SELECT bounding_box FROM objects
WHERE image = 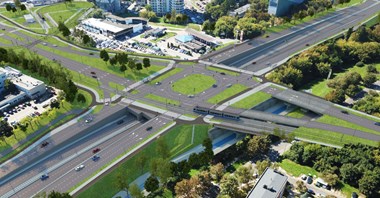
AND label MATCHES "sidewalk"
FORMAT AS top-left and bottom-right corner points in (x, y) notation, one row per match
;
(112, 131), (244, 198)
